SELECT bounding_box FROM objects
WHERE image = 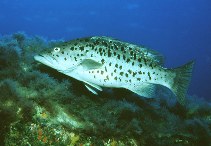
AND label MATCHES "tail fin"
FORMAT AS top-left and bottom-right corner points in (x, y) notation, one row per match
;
(171, 61), (194, 105)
